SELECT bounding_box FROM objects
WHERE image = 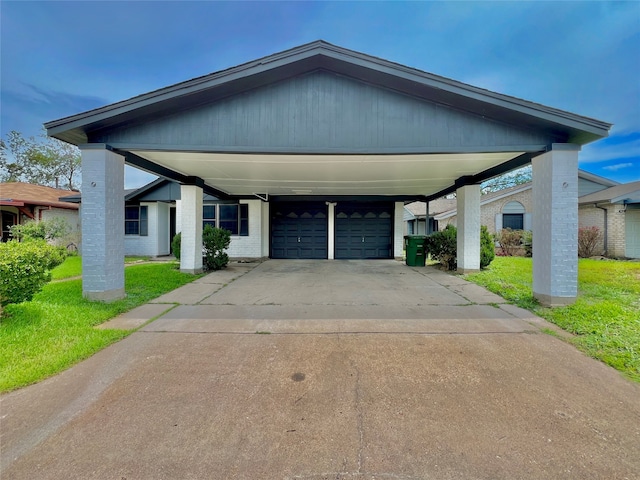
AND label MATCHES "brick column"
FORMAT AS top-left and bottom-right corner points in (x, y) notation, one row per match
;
(394, 201), (405, 260)
(457, 184), (481, 273)
(180, 184), (203, 274)
(80, 145), (125, 301)
(532, 144), (580, 306)
(327, 202), (336, 259)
